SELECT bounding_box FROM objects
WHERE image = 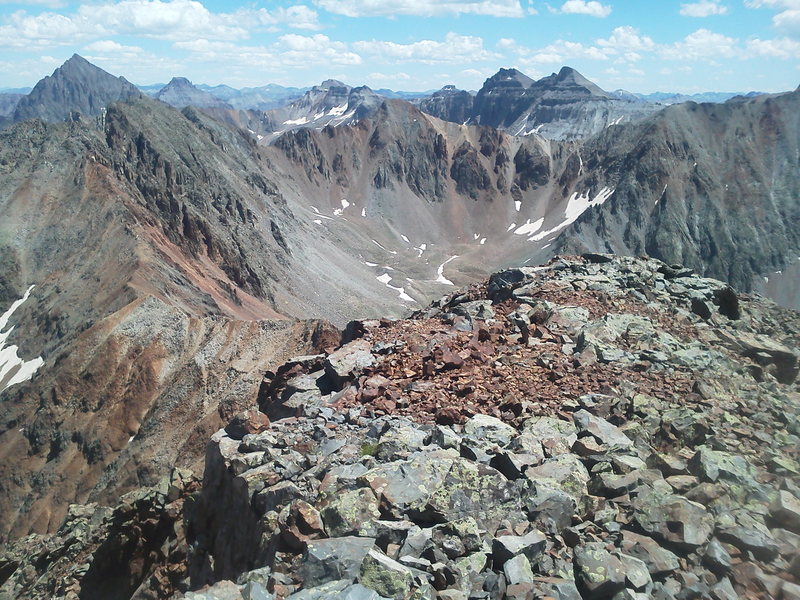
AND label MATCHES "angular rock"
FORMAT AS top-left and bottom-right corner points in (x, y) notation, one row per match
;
(491, 530), (547, 567)
(300, 537), (377, 587)
(225, 409), (271, 440)
(320, 488), (382, 537)
(573, 410), (633, 450)
(525, 453), (590, 502)
(359, 550), (428, 600)
(574, 542), (626, 597)
(620, 530), (680, 576)
(463, 414), (517, 448)
(503, 554), (534, 586)
(632, 486), (714, 548)
(326, 340), (377, 387)
(770, 490), (800, 533)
